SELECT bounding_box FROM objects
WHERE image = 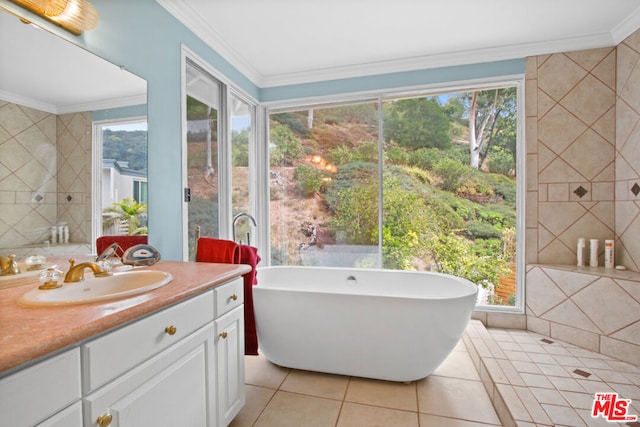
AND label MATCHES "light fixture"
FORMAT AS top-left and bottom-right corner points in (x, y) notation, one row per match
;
(8, 0), (98, 35)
